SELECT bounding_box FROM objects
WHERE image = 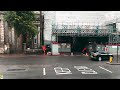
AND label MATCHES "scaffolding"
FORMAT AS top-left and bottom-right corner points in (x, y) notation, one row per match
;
(51, 23), (120, 47)
(52, 24), (111, 37)
(109, 29), (120, 45)
(51, 23), (120, 55)
(52, 23), (111, 42)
